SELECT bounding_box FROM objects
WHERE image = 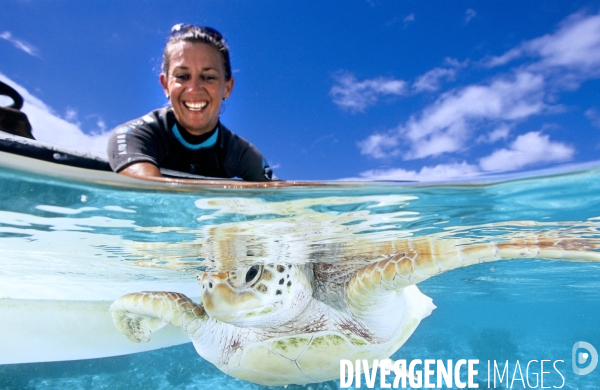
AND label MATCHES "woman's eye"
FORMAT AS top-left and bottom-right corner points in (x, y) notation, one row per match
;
(202, 75), (217, 82)
(245, 265), (260, 283)
(174, 74), (189, 81)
